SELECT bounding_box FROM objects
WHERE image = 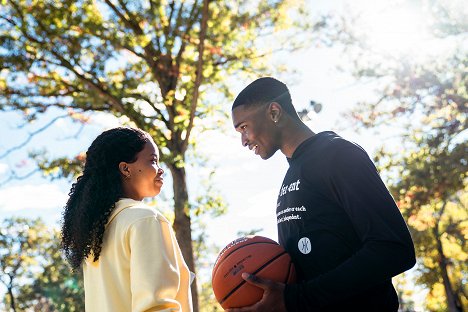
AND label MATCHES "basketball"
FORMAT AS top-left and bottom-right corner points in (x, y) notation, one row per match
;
(211, 235), (296, 309)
